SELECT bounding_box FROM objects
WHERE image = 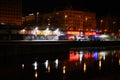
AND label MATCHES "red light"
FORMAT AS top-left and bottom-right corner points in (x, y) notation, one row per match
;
(69, 51), (80, 61)
(84, 54), (94, 59)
